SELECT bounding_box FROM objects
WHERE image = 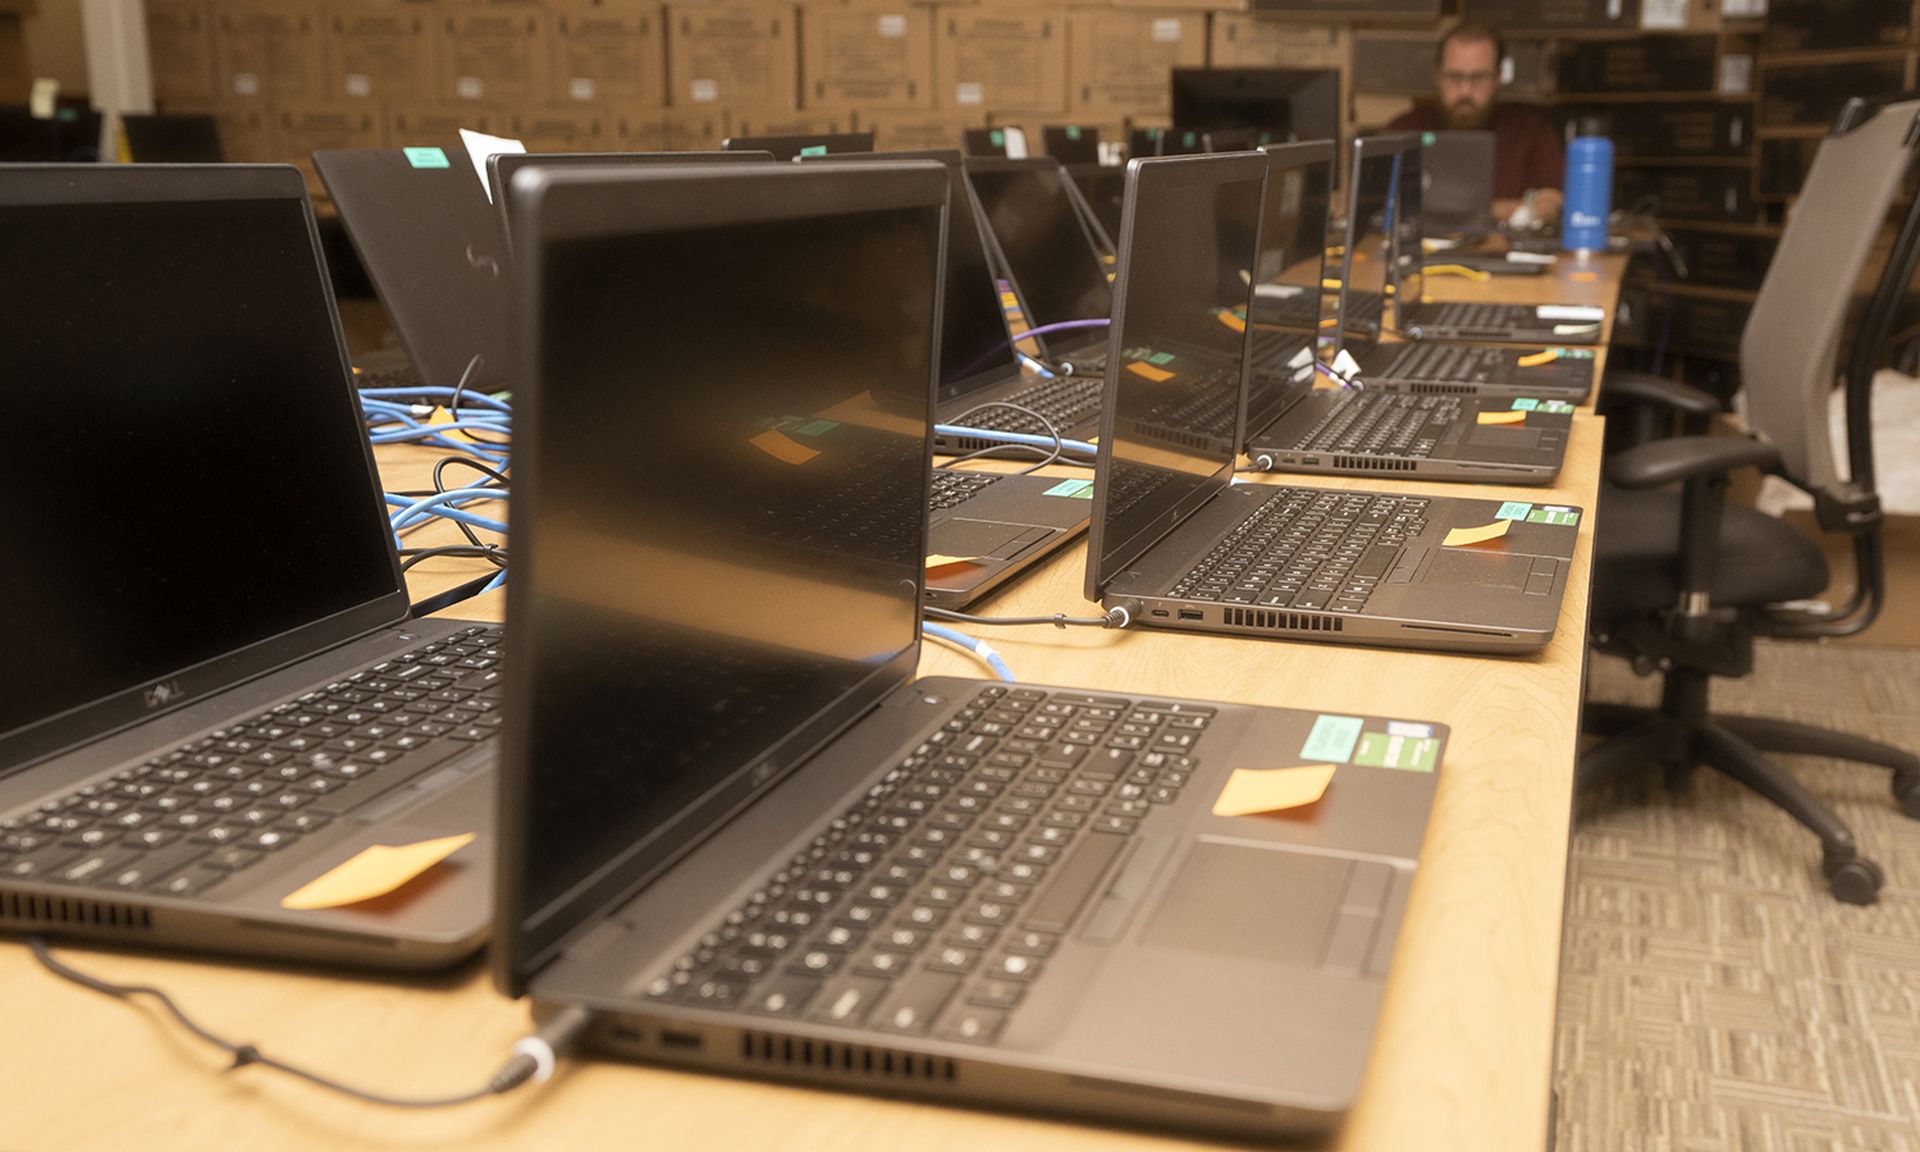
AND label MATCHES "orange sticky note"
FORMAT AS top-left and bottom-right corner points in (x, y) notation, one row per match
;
(280, 833), (475, 911)
(1477, 410), (1528, 425)
(1442, 519), (1512, 547)
(750, 428), (819, 465)
(1571, 271), (1598, 282)
(1321, 277), (1343, 290)
(1127, 361), (1175, 382)
(1217, 310), (1247, 333)
(1212, 765), (1337, 817)
(926, 554), (984, 575)
(1516, 349), (1561, 368)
